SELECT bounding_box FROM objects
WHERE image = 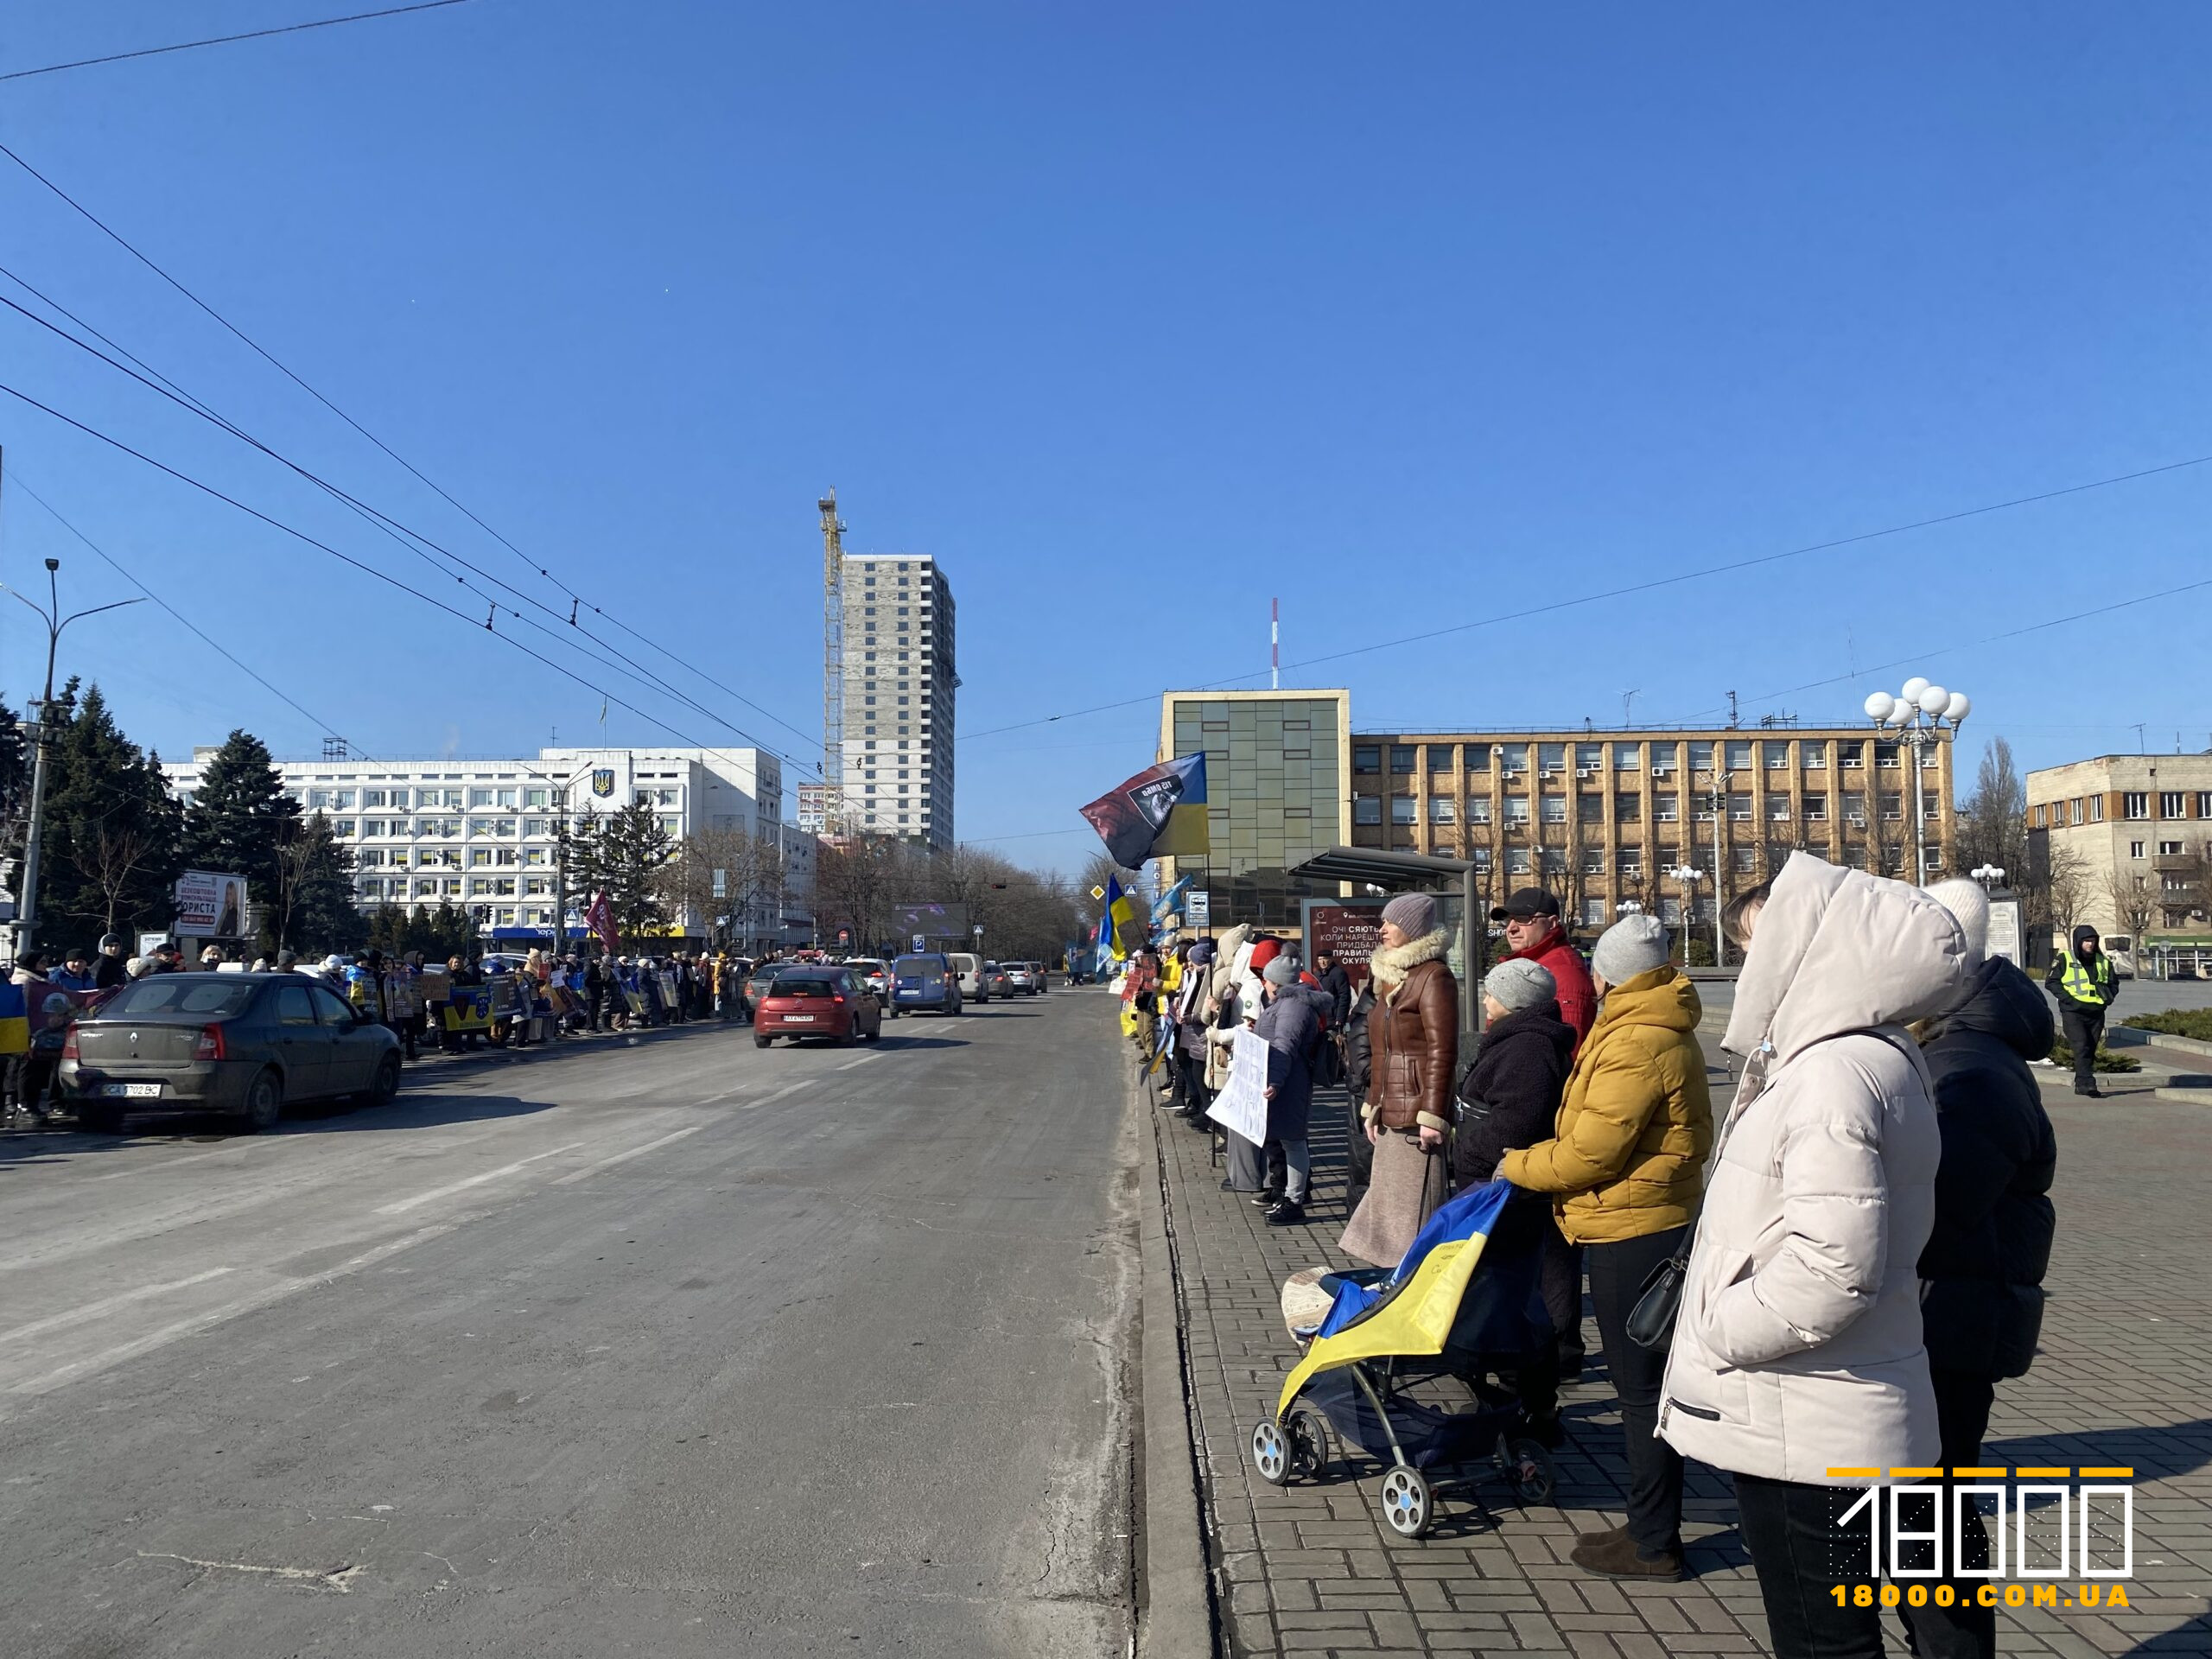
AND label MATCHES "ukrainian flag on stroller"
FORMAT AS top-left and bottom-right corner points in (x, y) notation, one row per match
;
(1253, 1179), (1558, 1538)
